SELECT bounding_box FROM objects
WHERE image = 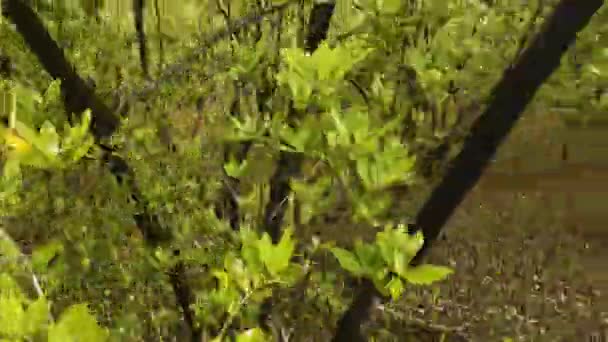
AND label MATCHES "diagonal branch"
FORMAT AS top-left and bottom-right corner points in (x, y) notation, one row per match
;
(331, 1), (605, 341)
(1, 0), (198, 337)
(1, 0), (118, 139)
(411, 0), (604, 264)
(2, 0), (172, 244)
